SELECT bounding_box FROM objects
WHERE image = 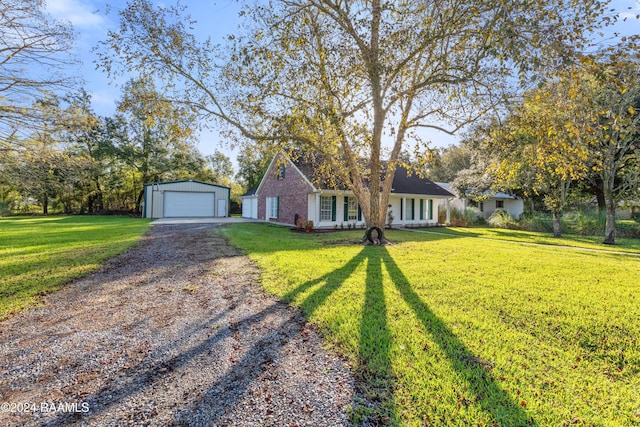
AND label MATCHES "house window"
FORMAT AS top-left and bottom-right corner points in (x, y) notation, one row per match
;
(348, 197), (358, 221)
(496, 200), (504, 209)
(278, 163), (285, 180)
(268, 196), (279, 219)
(320, 196), (336, 221)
